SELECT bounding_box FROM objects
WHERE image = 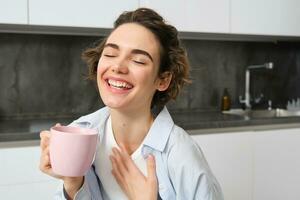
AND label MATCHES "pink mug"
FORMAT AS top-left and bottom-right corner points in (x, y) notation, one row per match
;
(49, 126), (98, 177)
